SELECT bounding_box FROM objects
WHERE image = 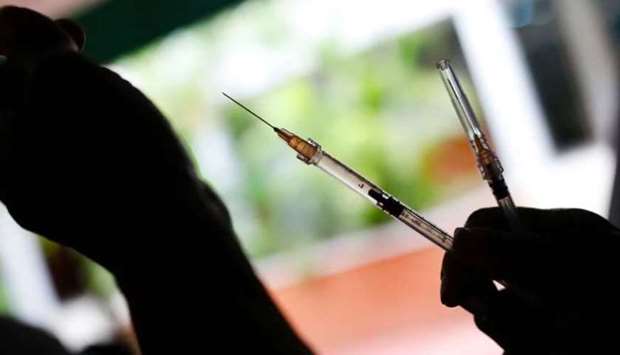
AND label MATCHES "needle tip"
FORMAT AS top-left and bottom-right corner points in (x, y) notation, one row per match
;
(220, 92), (276, 129)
